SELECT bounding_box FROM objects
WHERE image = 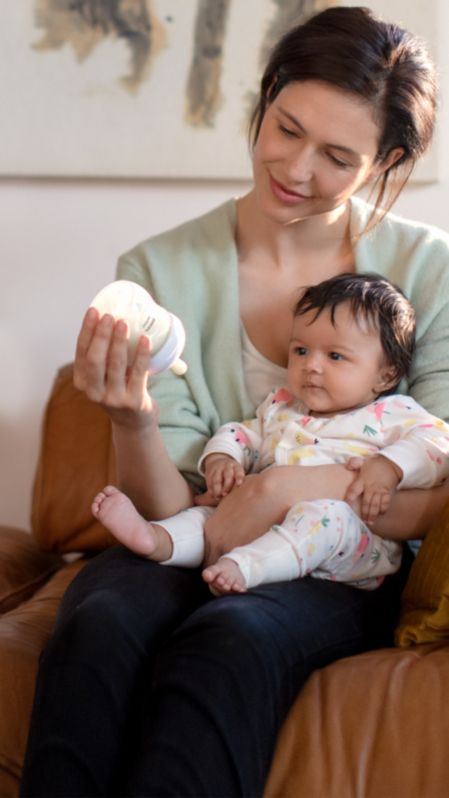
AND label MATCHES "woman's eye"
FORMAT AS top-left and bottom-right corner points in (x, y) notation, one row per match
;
(279, 124), (297, 138)
(328, 153), (351, 169)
